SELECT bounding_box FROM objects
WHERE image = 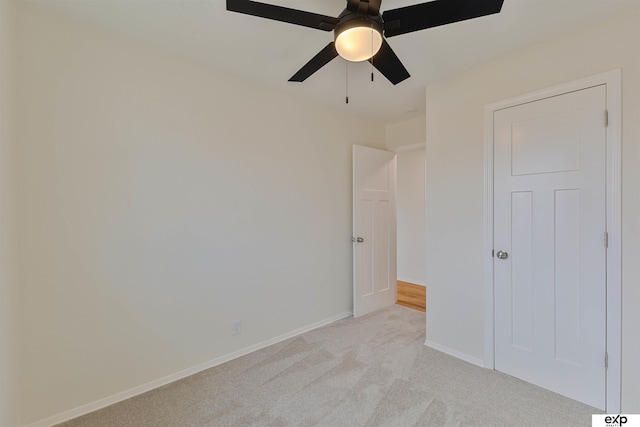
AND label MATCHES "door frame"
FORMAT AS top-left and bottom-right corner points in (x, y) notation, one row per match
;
(482, 69), (622, 412)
